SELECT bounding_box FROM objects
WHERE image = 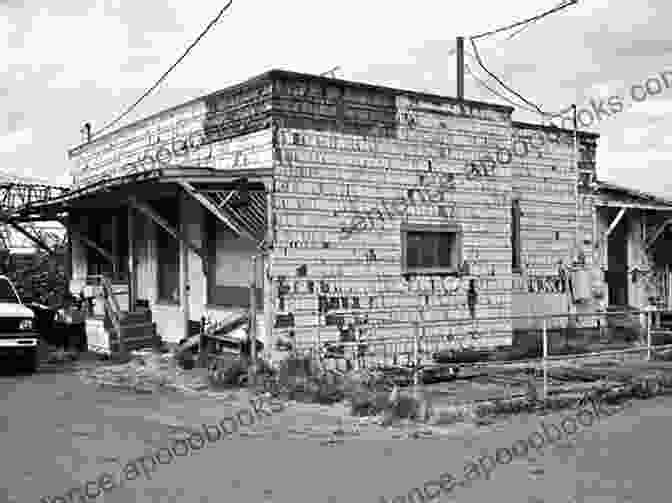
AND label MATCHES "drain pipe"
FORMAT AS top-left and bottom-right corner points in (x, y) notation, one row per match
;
(248, 255), (258, 389)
